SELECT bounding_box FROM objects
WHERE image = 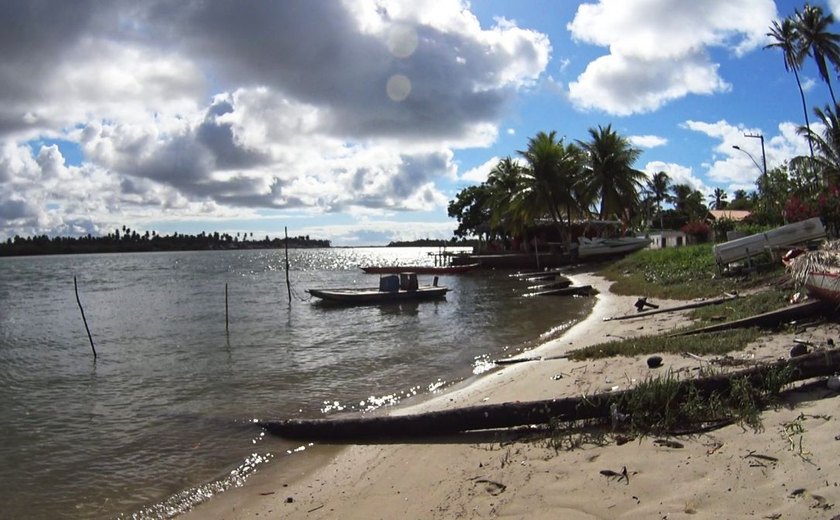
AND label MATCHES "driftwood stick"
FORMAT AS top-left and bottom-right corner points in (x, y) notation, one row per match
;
(225, 283), (229, 333)
(284, 226), (292, 305)
(73, 276), (97, 359)
(671, 300), (829, 337)
(604, 295), (737, 321)
(261, 348), (840, 441)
